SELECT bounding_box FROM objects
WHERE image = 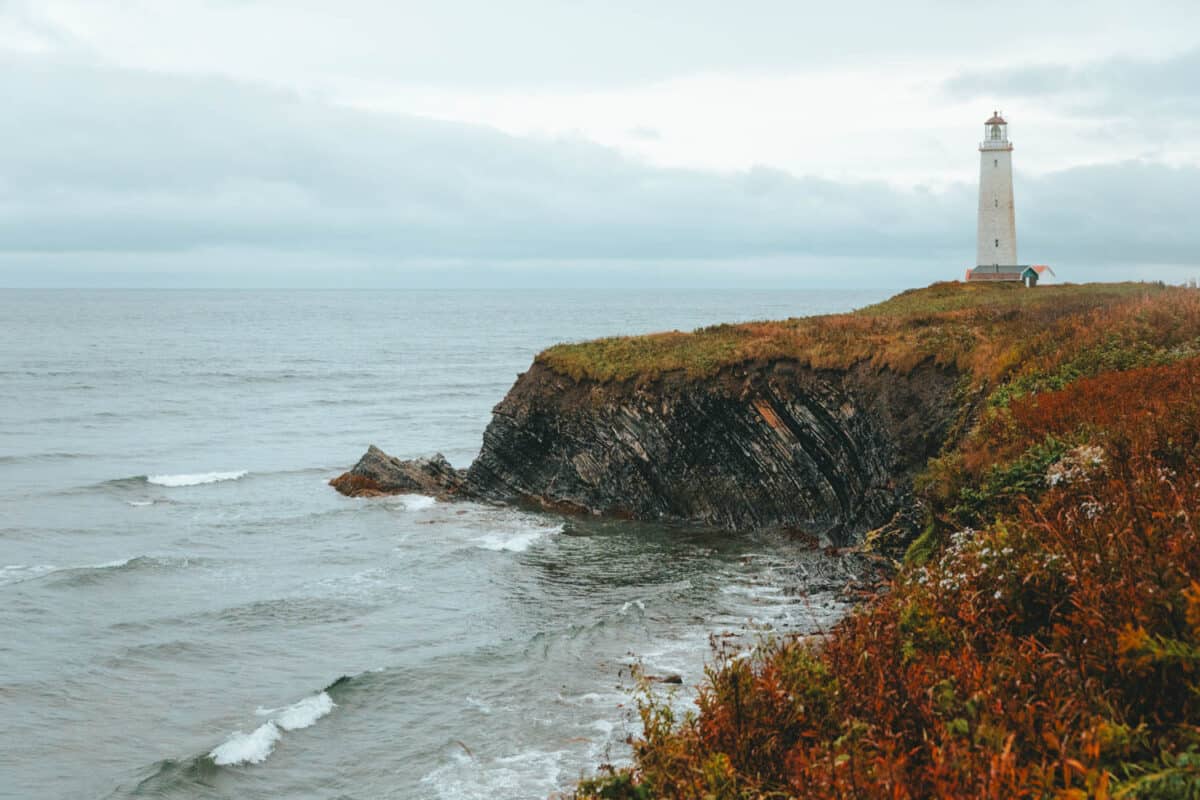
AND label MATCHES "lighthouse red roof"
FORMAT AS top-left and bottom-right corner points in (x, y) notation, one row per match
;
(986, 111), (1007, 125)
